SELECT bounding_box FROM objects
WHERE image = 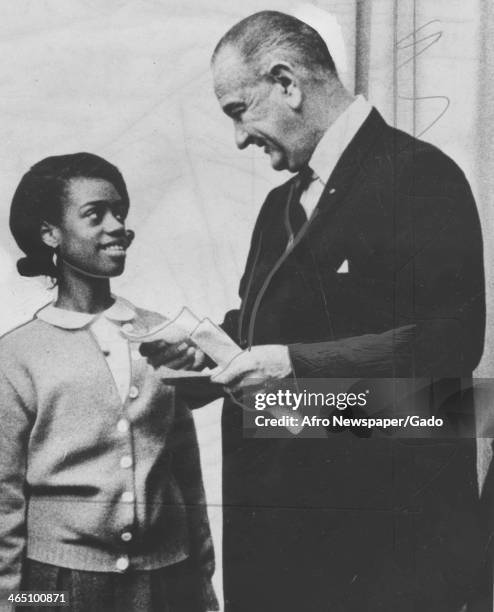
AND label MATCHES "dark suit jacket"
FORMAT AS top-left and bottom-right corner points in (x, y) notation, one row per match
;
(220, 110), (487, 612)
